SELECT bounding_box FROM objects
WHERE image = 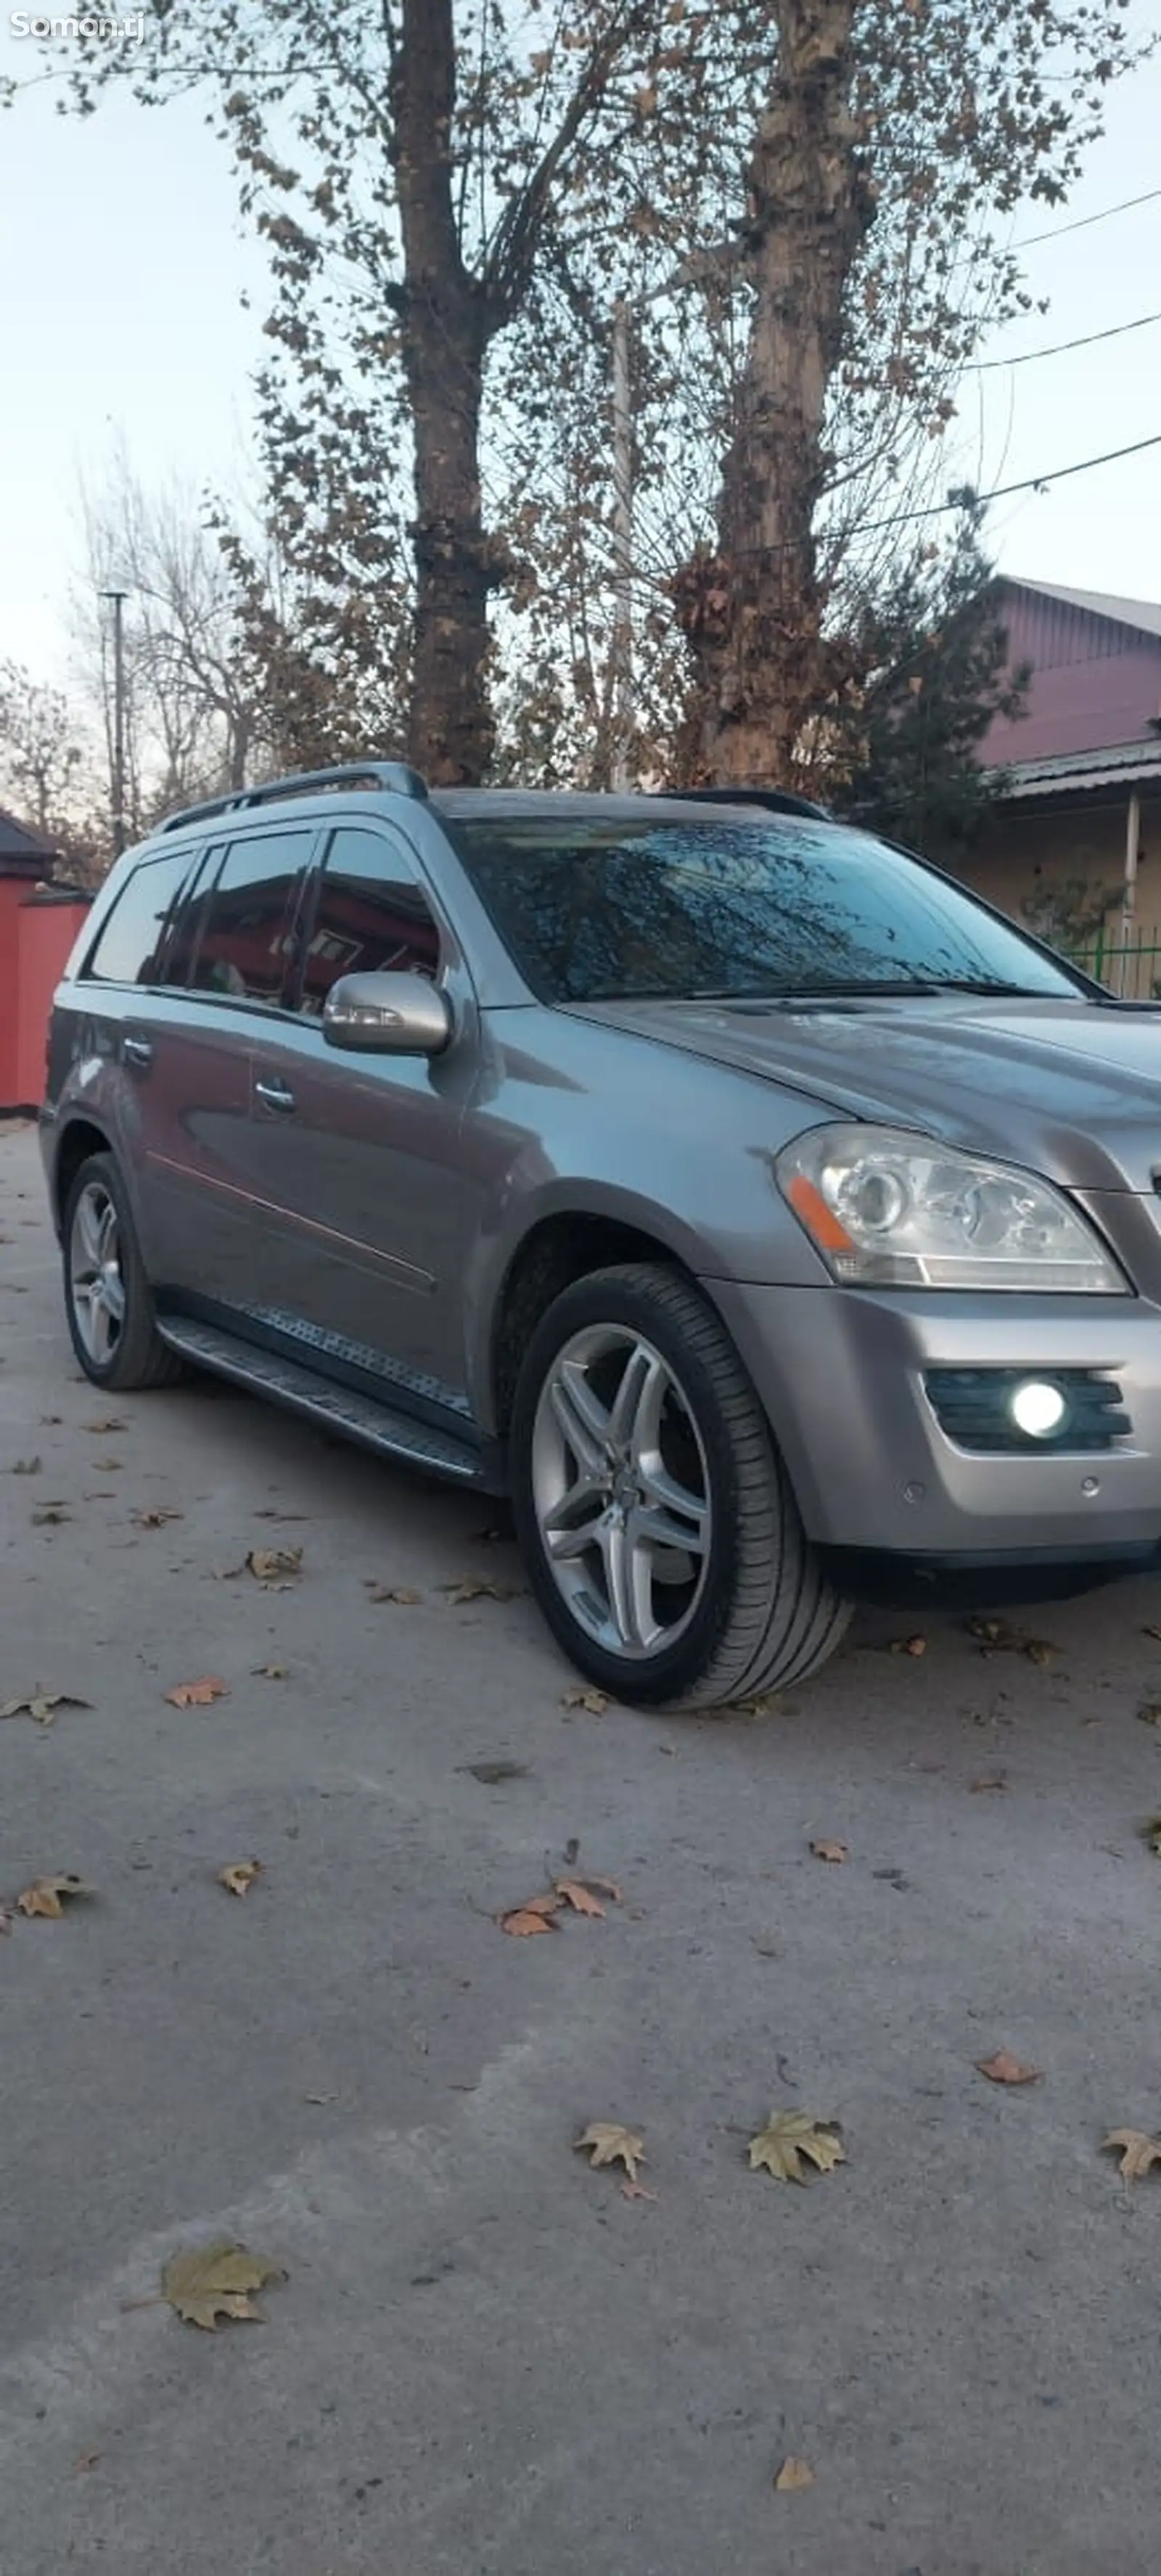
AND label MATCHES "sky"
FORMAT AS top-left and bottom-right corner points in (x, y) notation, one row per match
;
(0, 12), (1159, 691)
